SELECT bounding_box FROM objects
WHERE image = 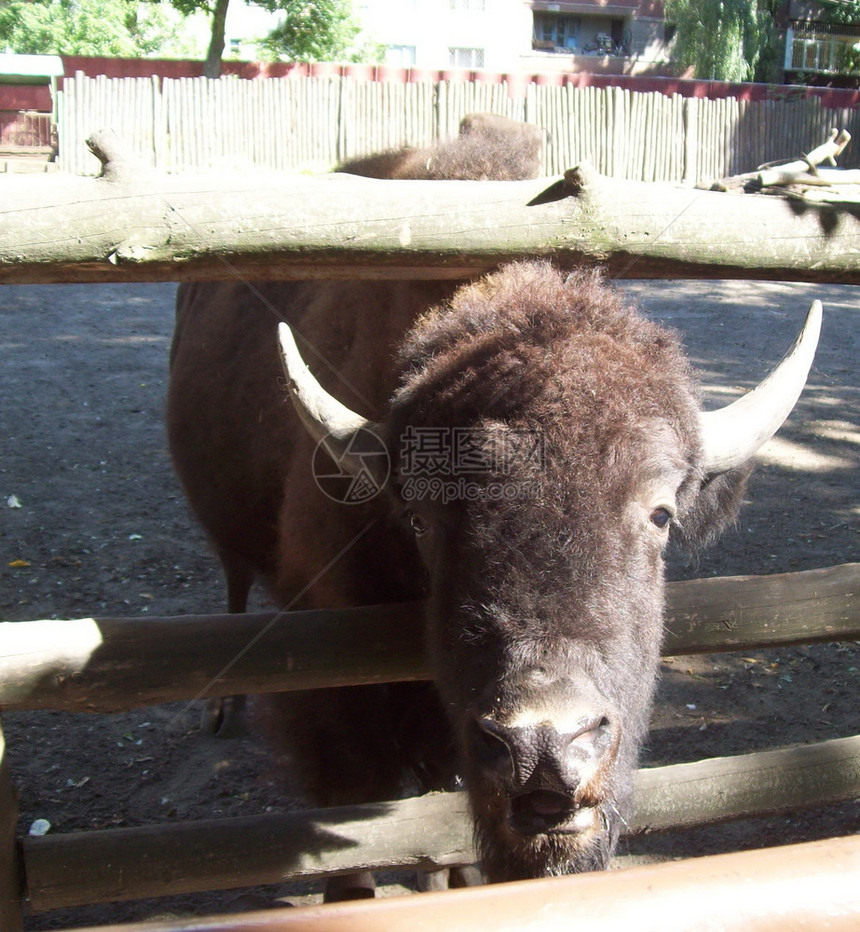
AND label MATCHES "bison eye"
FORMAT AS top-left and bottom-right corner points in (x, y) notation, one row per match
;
(408, 512), (429, 537)
(649, 507), (673, 530)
